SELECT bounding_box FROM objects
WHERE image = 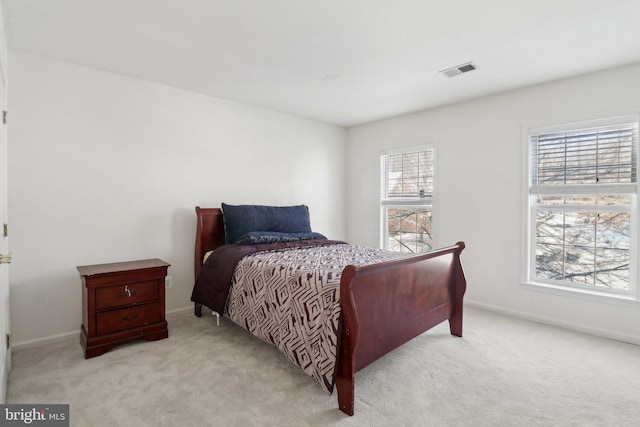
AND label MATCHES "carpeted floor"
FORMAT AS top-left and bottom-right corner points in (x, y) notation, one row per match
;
(7, 306), (640, 426)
